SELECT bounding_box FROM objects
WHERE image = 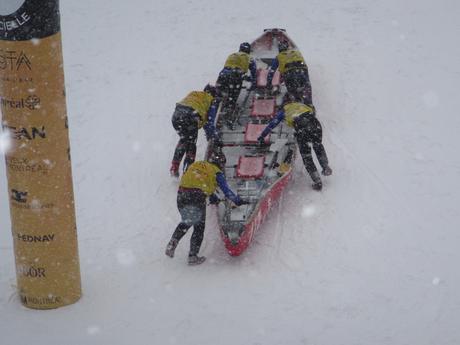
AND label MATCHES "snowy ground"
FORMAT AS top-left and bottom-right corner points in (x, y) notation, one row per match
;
(1, 0), (460, 344)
